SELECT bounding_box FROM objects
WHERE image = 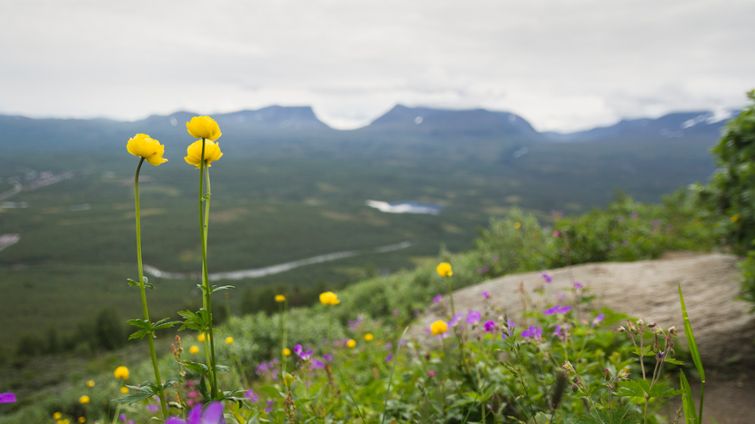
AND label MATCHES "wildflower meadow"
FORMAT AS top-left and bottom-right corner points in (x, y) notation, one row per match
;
(10, 106), (751, 424)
